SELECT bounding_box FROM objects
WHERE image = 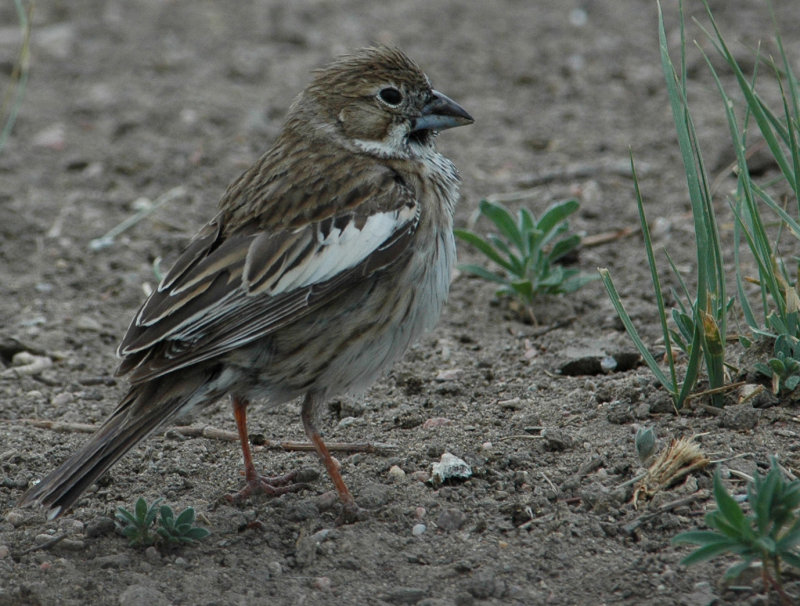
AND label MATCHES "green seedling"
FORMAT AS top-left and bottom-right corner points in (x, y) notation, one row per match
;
(454, 198), (594, 322)
(115, 497), (209, 547)
(156, 503), (211, 544)
(755, 332), (800, 395)
(673, 459), (800, 605)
